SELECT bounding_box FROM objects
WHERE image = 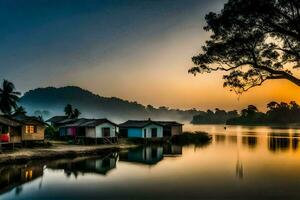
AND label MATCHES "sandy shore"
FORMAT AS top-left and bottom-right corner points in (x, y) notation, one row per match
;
(0, 140), (138, 165)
